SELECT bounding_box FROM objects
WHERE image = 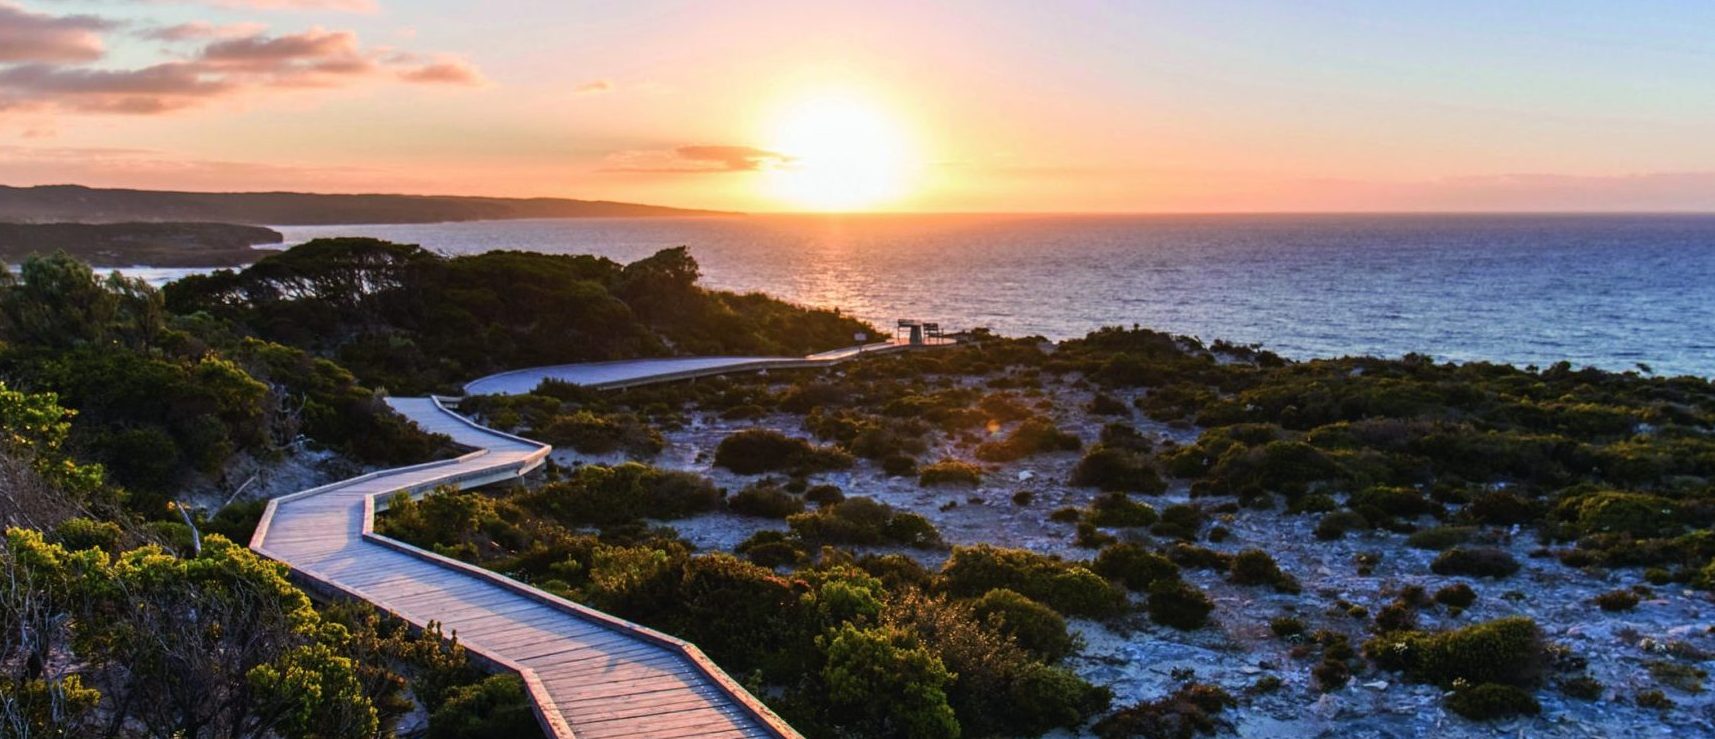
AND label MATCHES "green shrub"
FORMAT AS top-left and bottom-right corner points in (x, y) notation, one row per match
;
(52, 517), (123, 552)
(714, 428), (852, 475)
(881, 454), (918, 476)
(1270, 616), (1306, 639)
(1314, 510), (1370, 541)
(1433, 583), (1478, 609)
(940, 545), (1127, 619)
(735, 530), (805, 568)
(1069, 445), (1166, 493)
(426, 675), (543, 739)
(806, 484), (846, 506)
(820, 624), (959, 738)
(532, 462), (721, 525)
(975, 418), (1081, 462)
(728, 480), (805, 518)
(1348, 486), (1439, 521)
(1166, 543), (1232, 571)
(1093, 542), (1181, 591)
(533, 410), (663, 456)
(1229, 549), (1300, 593)
(1407, 526), (1476, 551)
(1049, 507), (1082, 523)
(1147, 579), (1214, 630)
(1093, 683), (1233, 739)
(1364, 616), (1544, 688)
(1569, 491), (1679, 538)
(1447, 683), (1540, 721)
(1594, 589), (1640, 612)
(1636, 689), (1673, 709)
(918, 459), (983, 487)
(1087, 493), (1159, 528)
(972, 589), (1078, 663)
(1559, 674), (1603, 700)
(1467, 491), (1537, 526)
(1313, 658), (1351, 692)
(1431, 547), (1520, 578)
(788, 497), (944, 549)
